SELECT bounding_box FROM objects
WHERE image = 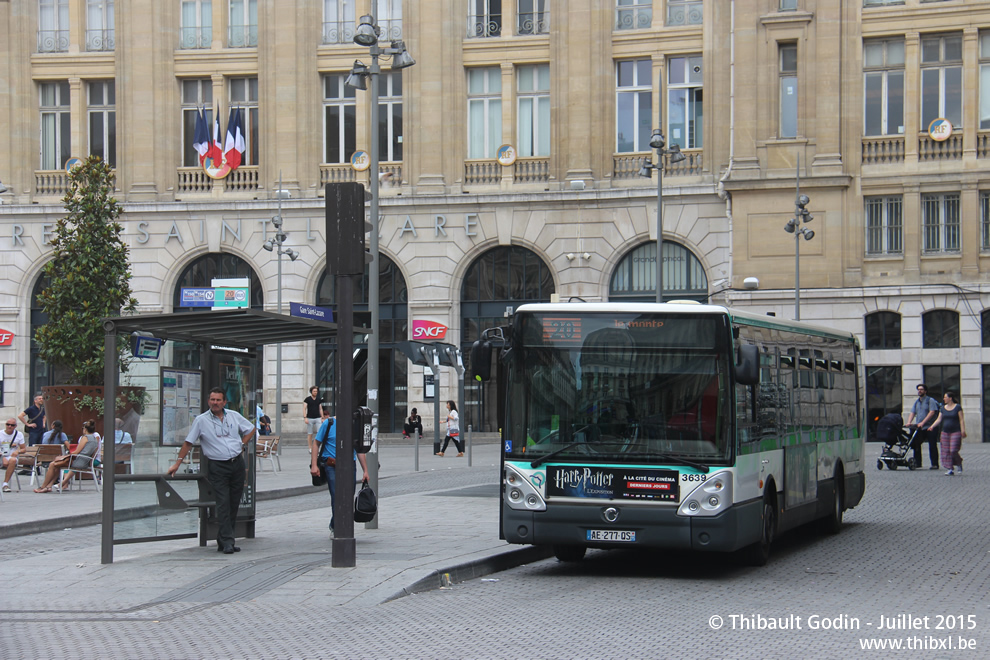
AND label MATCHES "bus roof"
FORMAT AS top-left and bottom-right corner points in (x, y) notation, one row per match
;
(514, 302), (858, 344)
